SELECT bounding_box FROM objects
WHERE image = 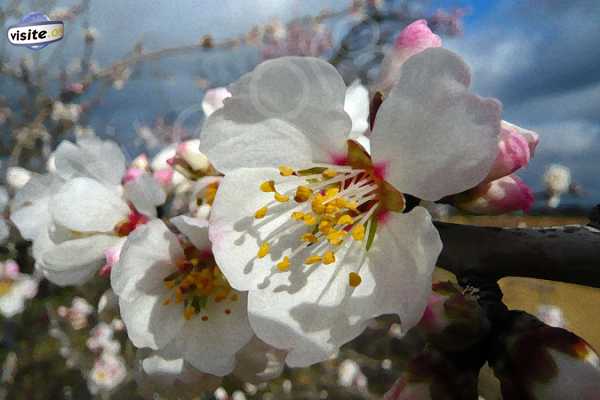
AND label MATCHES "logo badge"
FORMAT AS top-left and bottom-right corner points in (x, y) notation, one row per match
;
(7, 12), (64, 50)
